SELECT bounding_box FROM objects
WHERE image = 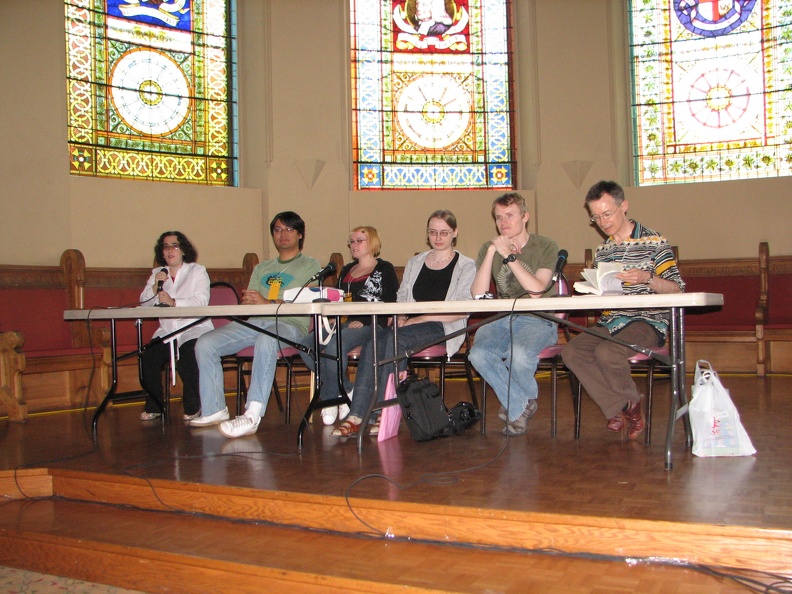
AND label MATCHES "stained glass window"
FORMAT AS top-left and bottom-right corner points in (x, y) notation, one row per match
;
(351, 0), (516, 190)
(630, 0), (792, 185)
(65, 0), (237, 185)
